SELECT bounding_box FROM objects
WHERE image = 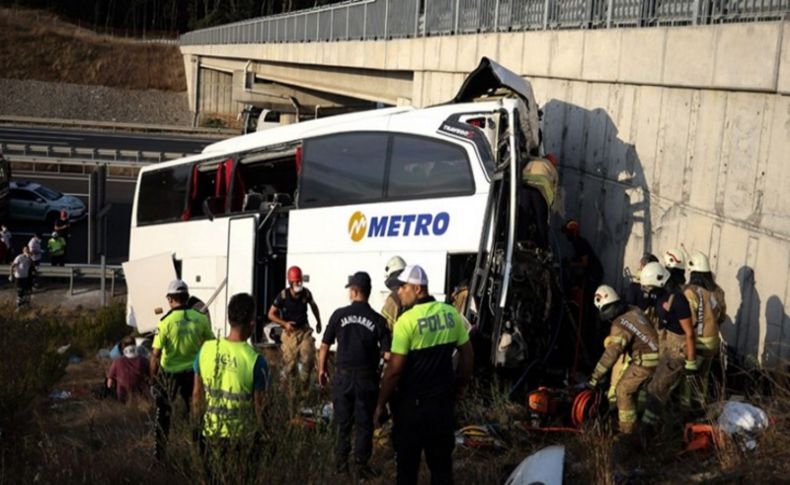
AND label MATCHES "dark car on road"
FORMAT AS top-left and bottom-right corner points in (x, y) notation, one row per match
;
(9, 181), (85, 223)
